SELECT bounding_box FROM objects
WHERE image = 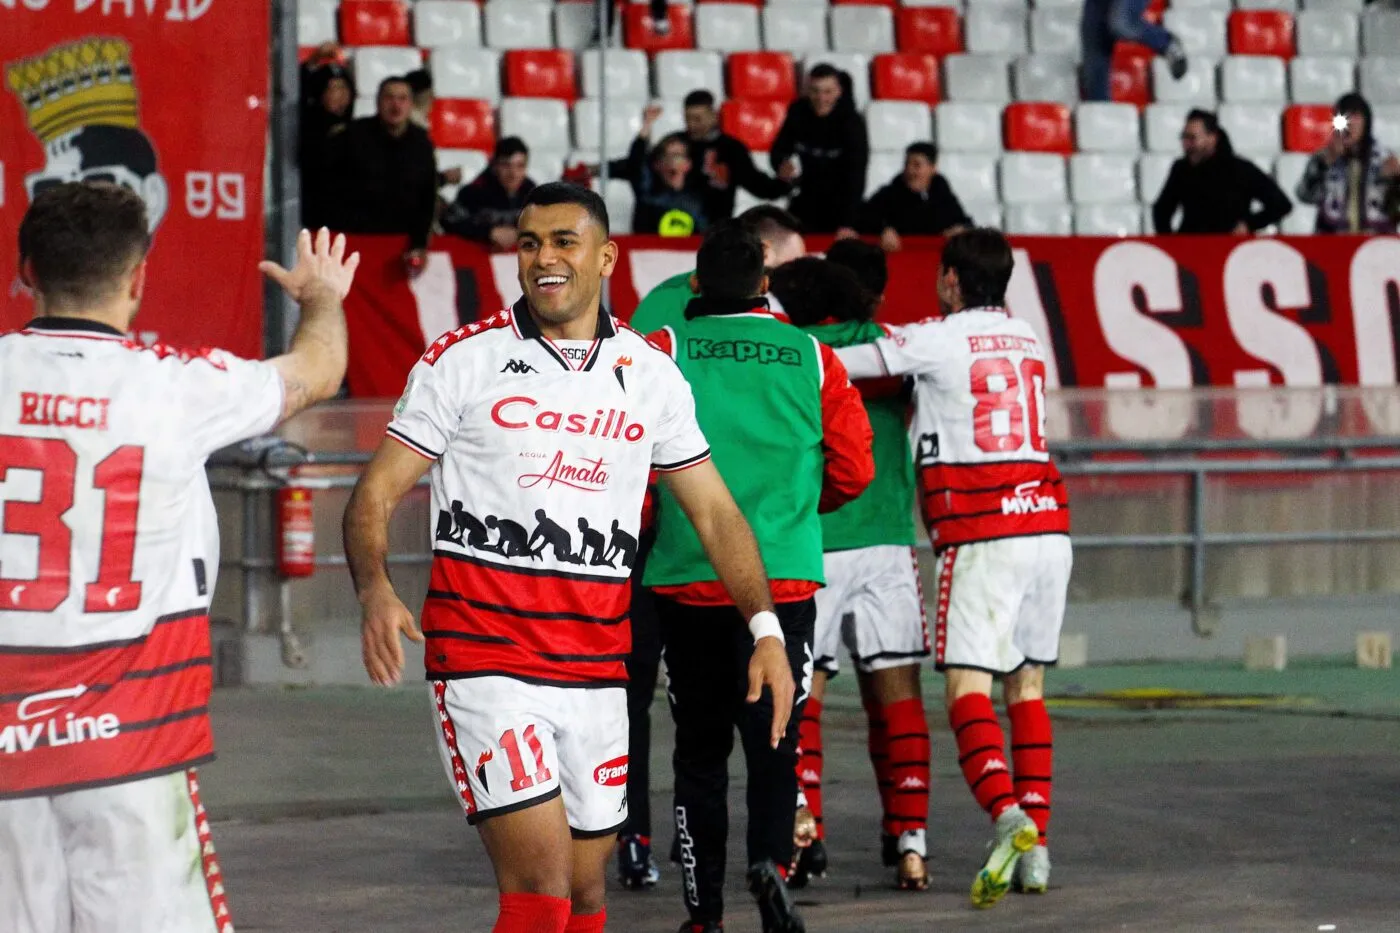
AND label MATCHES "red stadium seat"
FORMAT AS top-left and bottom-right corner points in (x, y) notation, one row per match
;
(721, 99), (788, 151)
(1004, 102), (1073, 154)
(896, 8), (963, 56)
(1284, 104), (1333, 152)
(872, 53), (941, 103)
(1228, 11), (1295, 57)
(727, 52), (796, 101)
(1111, 44), (1152, 107)
(504, 50), (577, 101)
(625, 3), (695, 51)
(339, 0), (411, 47)
(431, 99), (496, 151)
